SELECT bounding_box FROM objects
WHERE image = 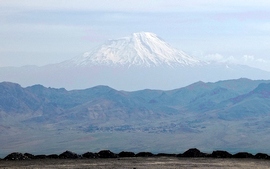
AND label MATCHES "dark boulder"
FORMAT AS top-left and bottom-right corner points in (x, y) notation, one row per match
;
(97, 150), (117, 158)
(34, 155), (47, 159)
(176, 153), (183, 157)
(233, 152), (254, 158)
(135, 152), (154, 157)
(255, 153), (269, 159)
(24, 153), (35, 159)
(82, 152), (97, 158)
(155, 153), (176, 157)
(181, 148), (206, 157)
(59, 151), (79, 159)
(211, 150), (232, 158)
(118, 151), (135, 157)
(47, 154), (59, 159)
(4, 152), (29, 160)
